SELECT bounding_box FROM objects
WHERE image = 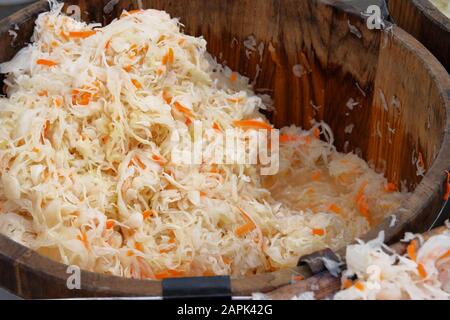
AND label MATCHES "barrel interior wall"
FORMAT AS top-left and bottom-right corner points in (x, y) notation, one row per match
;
(62, 0), (441, 188)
